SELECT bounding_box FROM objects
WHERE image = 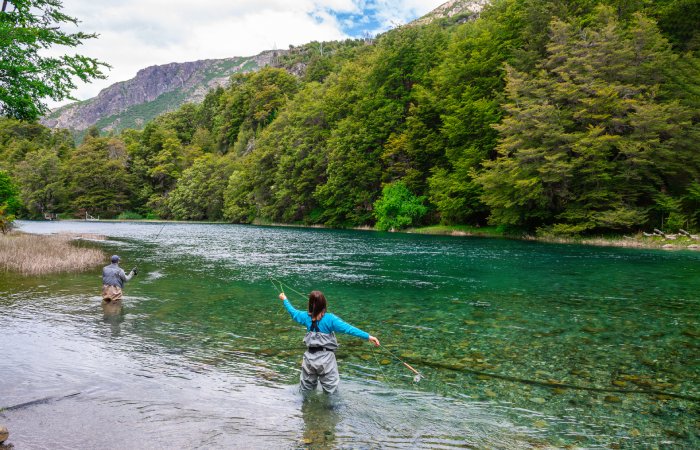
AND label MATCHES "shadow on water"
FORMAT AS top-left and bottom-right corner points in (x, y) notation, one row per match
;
(102, 299), (124, 337)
